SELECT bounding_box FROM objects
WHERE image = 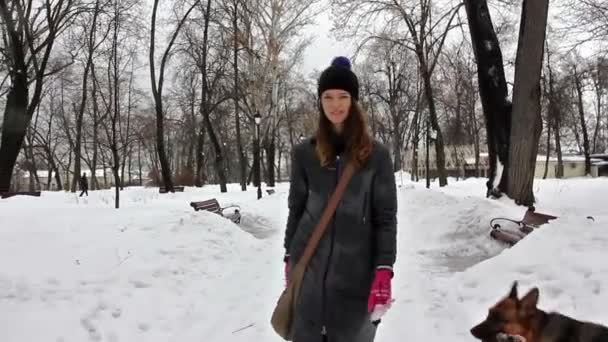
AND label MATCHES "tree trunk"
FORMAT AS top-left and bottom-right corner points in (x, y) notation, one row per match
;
(419, 56), (447, 187)
(72, 0), (100, 194)
(0, 0), (60, 193)
(265, 131), (276, 187)
(411, 108), (420, 182)
(233, 0), (247, 191)
(0, 67), (29, 193)
(195, 125), (206, 187)
(199, 0), (226, 192)
(150, 0), (173, 193)
(392, 114), (402, 172)
(91, 63), (100, 190)
(66, 144), (73, 191)
(112, 0), (120, 208)
(121, 66), (134, 189)
(591, 59), (605, 154)
(25, 114), (41, 191)
(506, 0), (549, 206)
(574, 67), (592, 175)
(546, 43), (563, 179)
(543, 116), (551, 179)
(463, 0), (512, 197)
